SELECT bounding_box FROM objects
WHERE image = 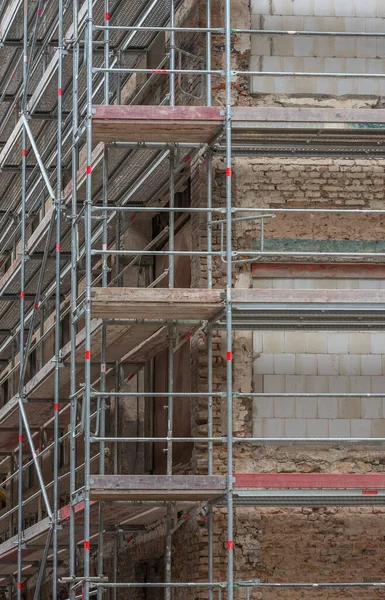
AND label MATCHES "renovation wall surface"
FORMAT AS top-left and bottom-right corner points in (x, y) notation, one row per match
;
(250, 0), (385, 96)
